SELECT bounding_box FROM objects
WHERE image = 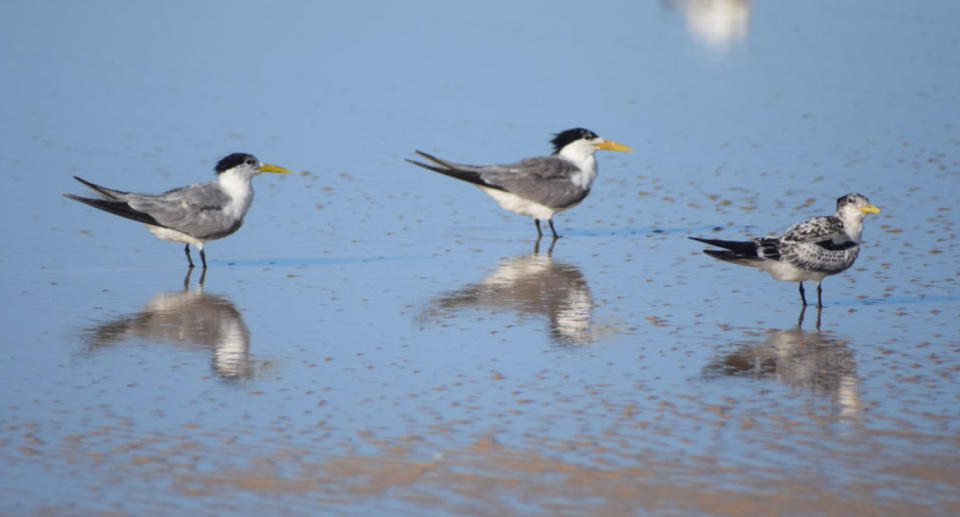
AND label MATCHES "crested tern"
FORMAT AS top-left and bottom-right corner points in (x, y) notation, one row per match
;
(690, 193), (881, 307)
(406, 128), (632, 238)
(63, 153), (291, 268)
